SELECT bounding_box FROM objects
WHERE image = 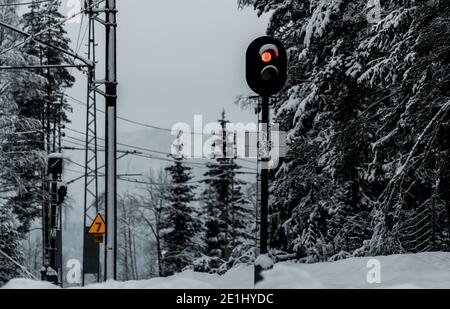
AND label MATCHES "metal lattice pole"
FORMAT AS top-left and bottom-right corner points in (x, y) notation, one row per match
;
(80, 0), (118, 283)
(82, 0), (100, 285)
